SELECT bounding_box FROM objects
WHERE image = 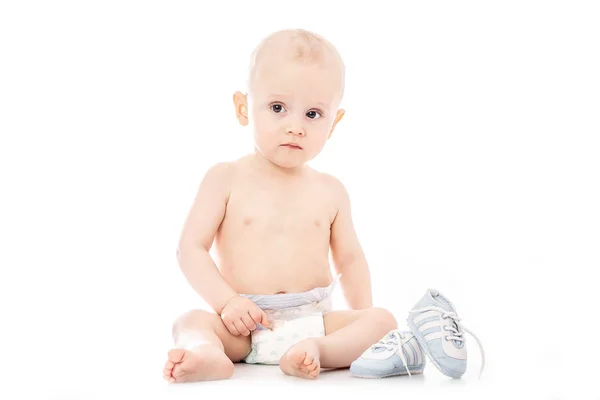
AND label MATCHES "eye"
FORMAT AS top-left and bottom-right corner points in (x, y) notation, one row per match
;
(271, 103), (286, 113)
(306, 110), (322, 119)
